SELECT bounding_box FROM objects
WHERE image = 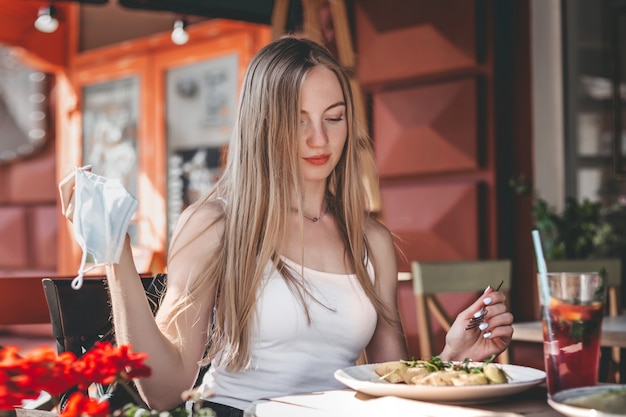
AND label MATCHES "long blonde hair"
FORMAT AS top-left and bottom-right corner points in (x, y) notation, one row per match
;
(167, 37), (392, 371)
